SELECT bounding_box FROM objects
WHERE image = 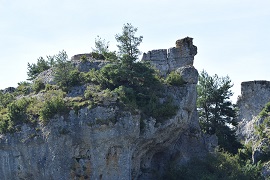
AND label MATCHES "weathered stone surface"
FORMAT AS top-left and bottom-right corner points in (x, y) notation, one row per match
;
(35, 59), (108, 85)
(141, 37), (197, 77)
(0, 82), (205, 180)
(0, 38), (210, 180)
(237, 81), (270, 123)
(176, 65), (198, 84)
(237, 81), (270, 143)
(1, 87), (15, 94)
(252, 138), (270, 163)
(262, 161), (270, 178)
